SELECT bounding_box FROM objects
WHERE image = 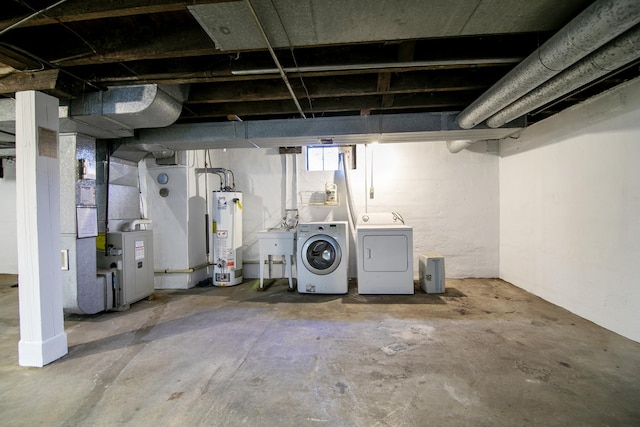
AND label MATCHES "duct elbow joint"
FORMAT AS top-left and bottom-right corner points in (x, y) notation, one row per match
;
(446, 140), (474, 154)
(123, 219), (152, 231)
